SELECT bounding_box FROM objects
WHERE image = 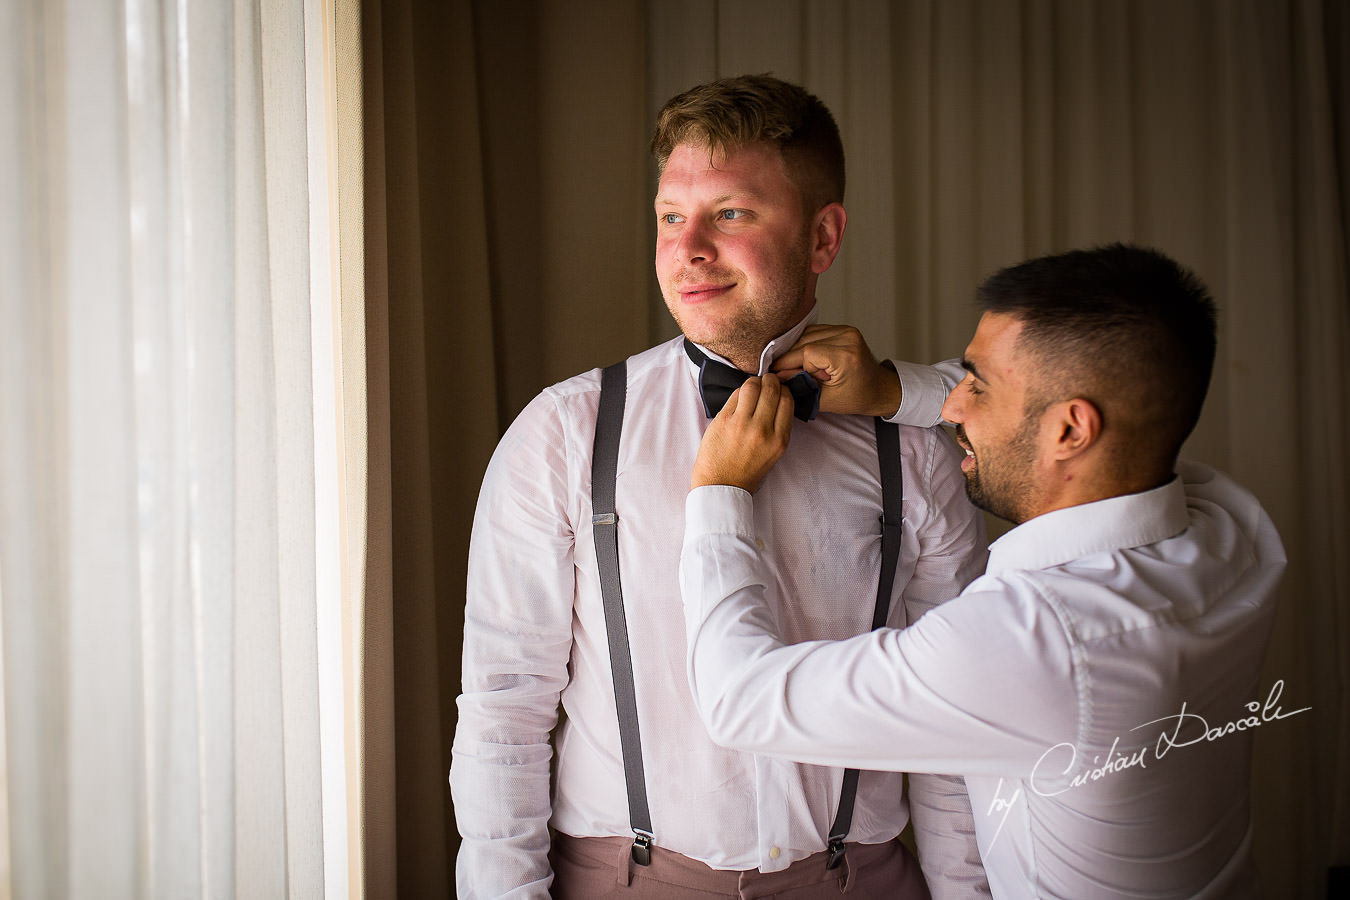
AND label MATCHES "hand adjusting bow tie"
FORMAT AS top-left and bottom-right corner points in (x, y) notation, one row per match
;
(684, 338), (820, 422)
